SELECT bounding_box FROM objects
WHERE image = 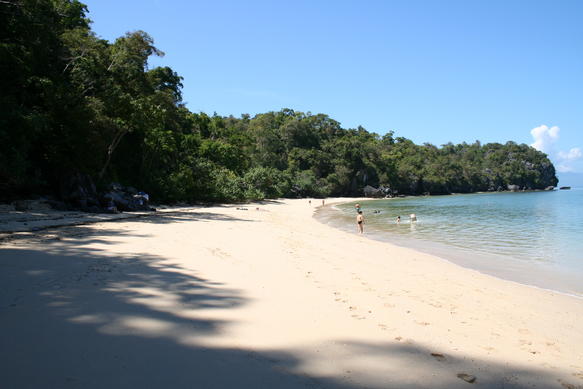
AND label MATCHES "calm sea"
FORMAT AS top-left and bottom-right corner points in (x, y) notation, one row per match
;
(315, 189), (583, 297)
